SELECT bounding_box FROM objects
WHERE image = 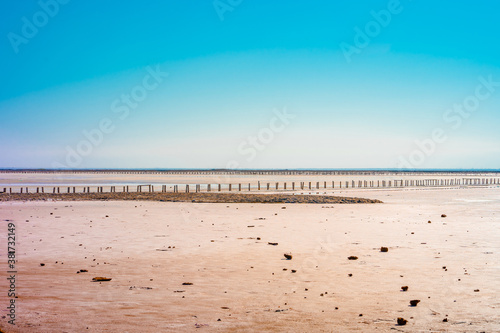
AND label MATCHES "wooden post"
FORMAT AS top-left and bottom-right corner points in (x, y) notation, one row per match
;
(218, 184), (221, 191)
(248, 183), (251, 191)
(292, 182), (295, 190)
(267, 183), (270, 190)
(186, 185), (189, 193)
(309, 182), (312, 190)
(276, 182), (279, 190)
(258, 181), (261, 190)
(208, 184), (211, 192)
(284, 182), (287, 190)
(20, 188), (23, 194)
(229, 184), (232, 191)
(239, 183), (242, 191)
